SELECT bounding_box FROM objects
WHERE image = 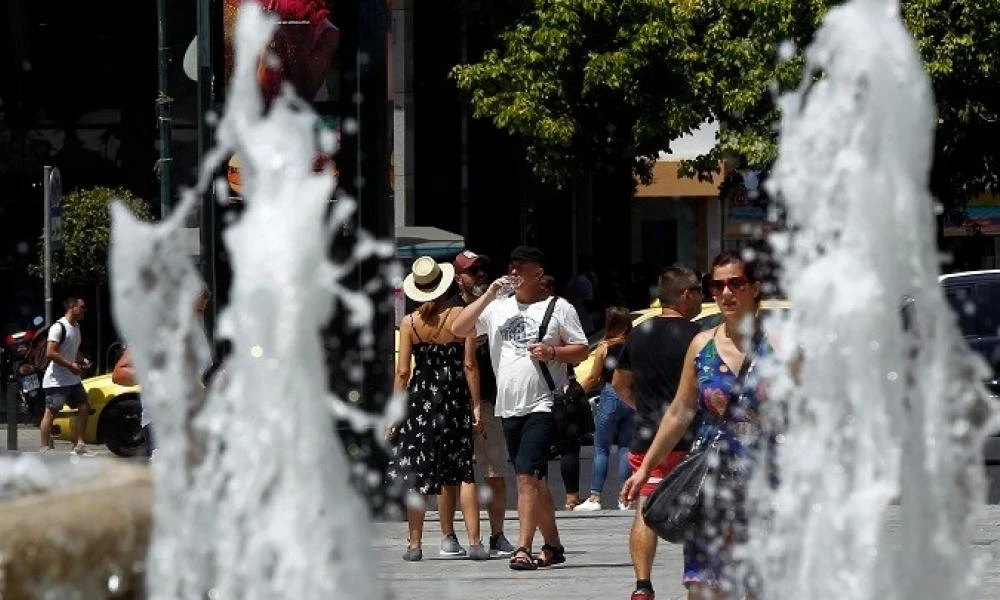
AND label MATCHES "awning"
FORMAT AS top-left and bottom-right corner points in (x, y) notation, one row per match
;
(395, 226), (465, 259)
